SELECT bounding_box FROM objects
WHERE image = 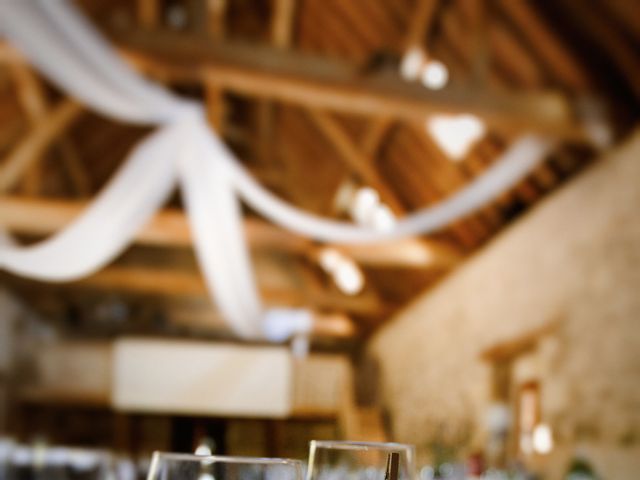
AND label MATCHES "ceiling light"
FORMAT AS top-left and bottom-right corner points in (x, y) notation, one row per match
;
(425, 114), (486, 160)
(333, 259), (364, 295)
(421, 60), (449, 90)
(318, 248), (365, 296)
(400, 47), (425, 81)
(333, 180), (357, 213)
(318, 248), (343, 273)
(350, 187), (379, 225)
(371, 204), (396, 231)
